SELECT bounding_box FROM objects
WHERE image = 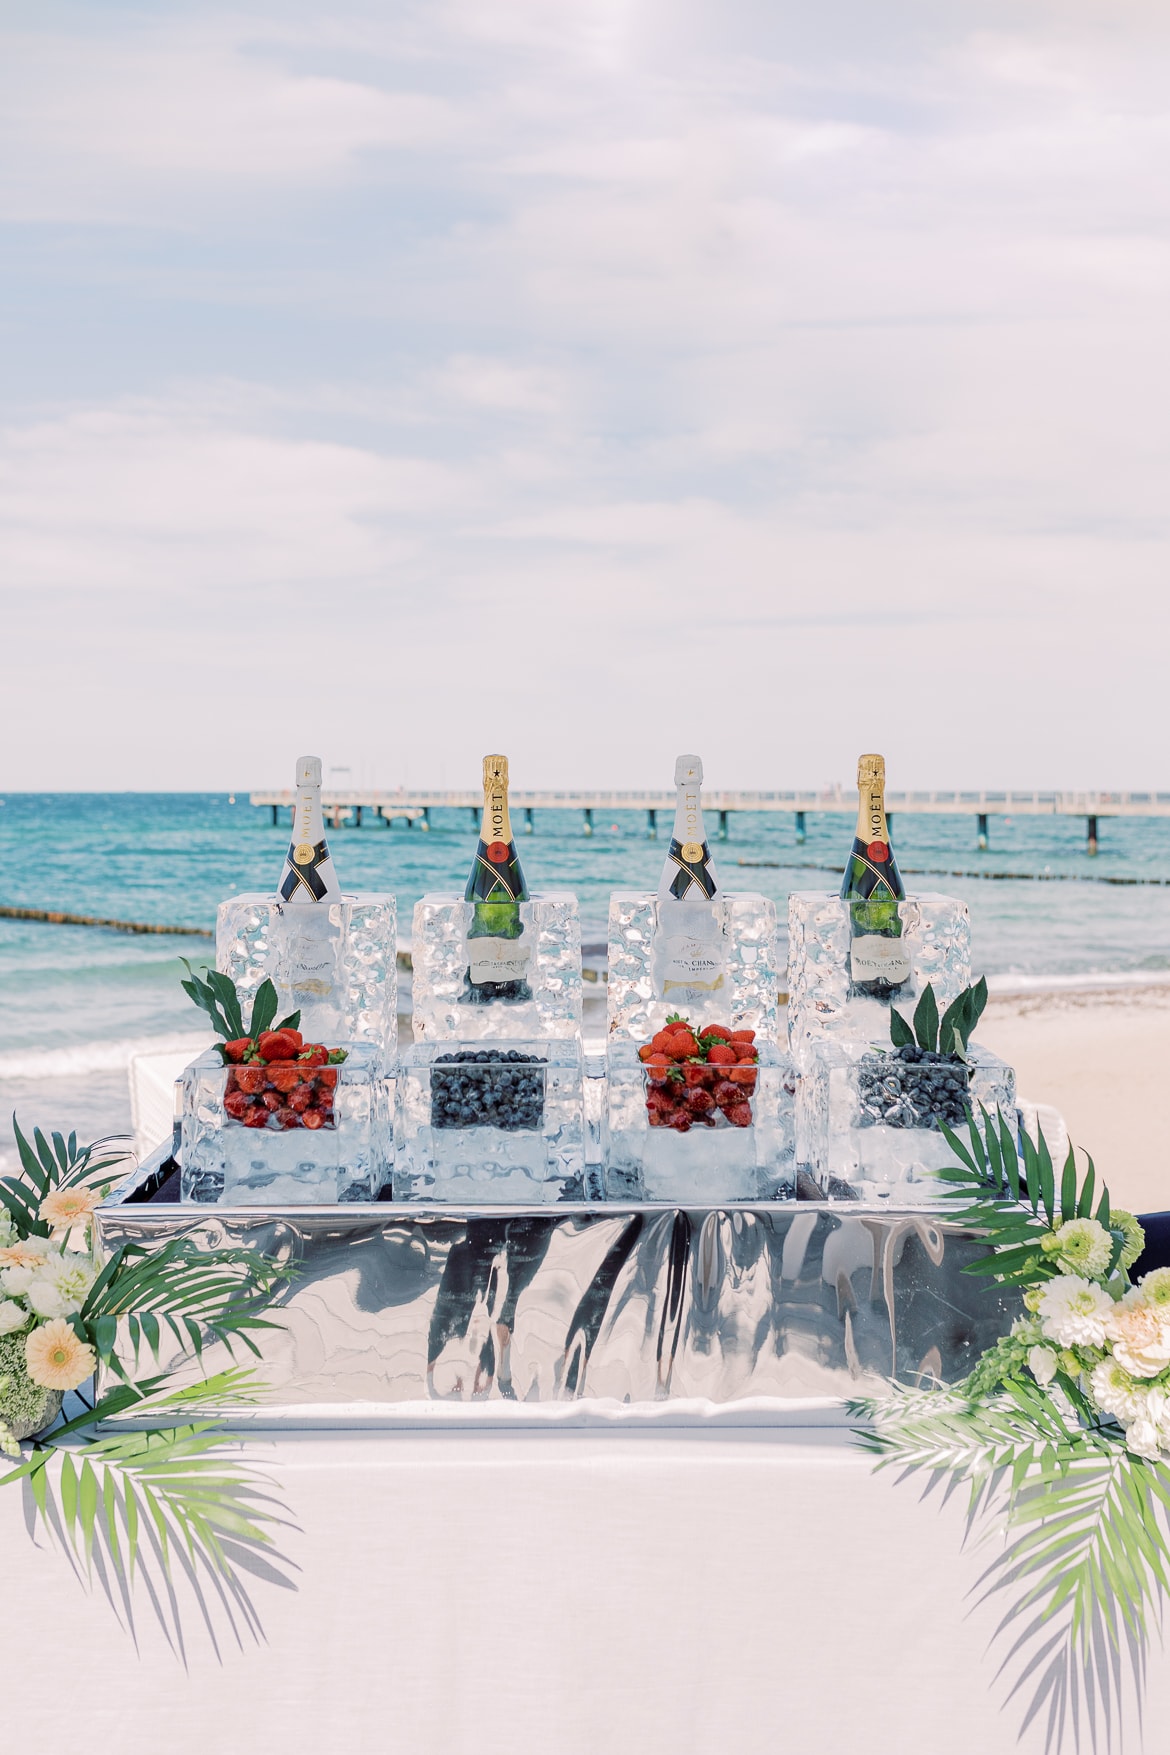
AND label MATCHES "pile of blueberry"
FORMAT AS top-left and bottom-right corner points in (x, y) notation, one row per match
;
(857, 1044), (970, 1131)
(430, 1049), (546, 1131)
